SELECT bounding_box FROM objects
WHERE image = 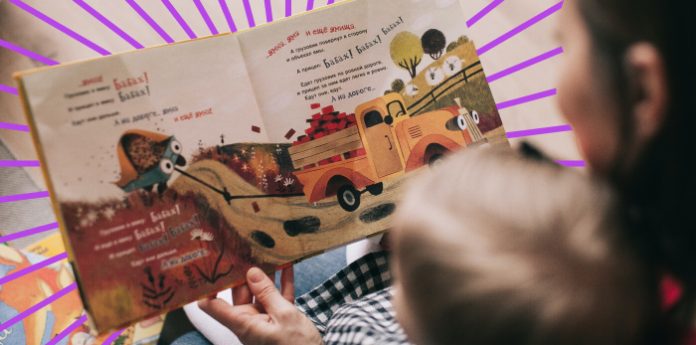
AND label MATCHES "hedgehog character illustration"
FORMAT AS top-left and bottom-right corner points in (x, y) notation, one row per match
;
(114, 130), (186, 194)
